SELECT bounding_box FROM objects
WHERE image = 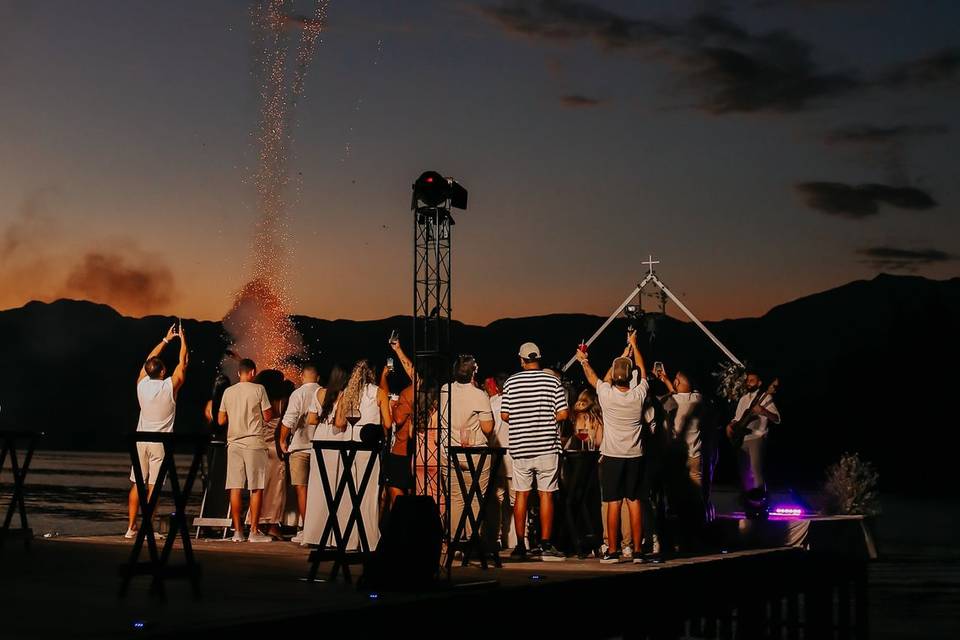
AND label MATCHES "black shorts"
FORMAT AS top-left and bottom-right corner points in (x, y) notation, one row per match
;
(383, 453), (413, 491)
(600, 456), (645, 502)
